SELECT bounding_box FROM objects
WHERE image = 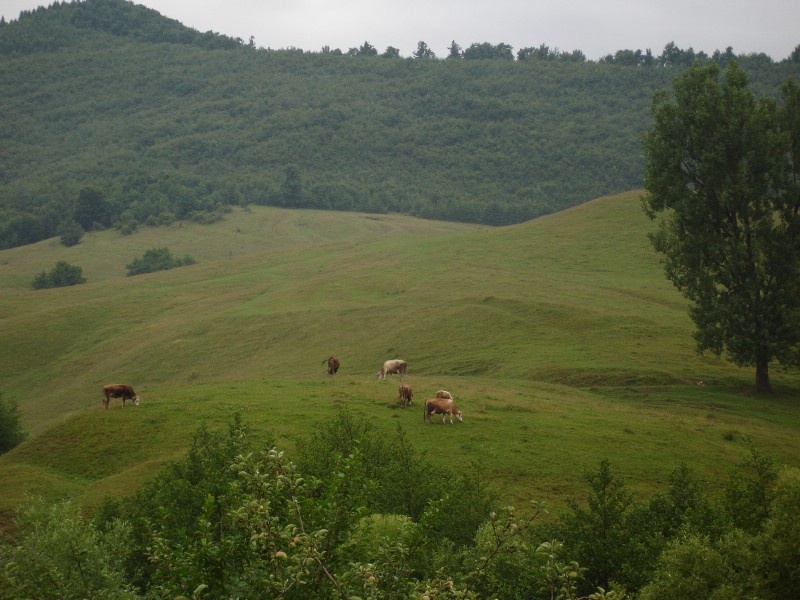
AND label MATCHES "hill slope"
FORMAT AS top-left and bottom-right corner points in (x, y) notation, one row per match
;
(1, 192), (799, 521)
(2, 0), (798, 250)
